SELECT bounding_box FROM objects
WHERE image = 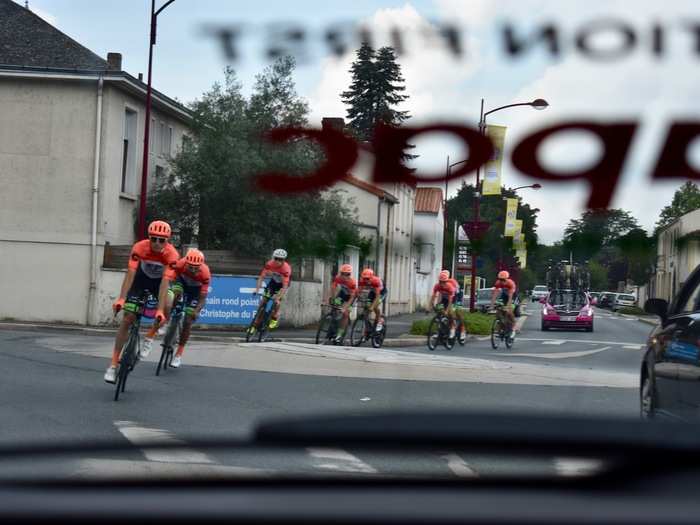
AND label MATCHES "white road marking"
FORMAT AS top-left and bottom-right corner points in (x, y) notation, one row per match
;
(443, 453), (479, 478)
(541, 340), (565, 345)
(554, 457), (604, 477)
(623, 345), (643, 350)
(114, 421), (214, 464)
(307, 448), (378, 474)
(360, 397), (371, 402)
(502, 347), (610, 359)
(517, 337), (646, 347)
